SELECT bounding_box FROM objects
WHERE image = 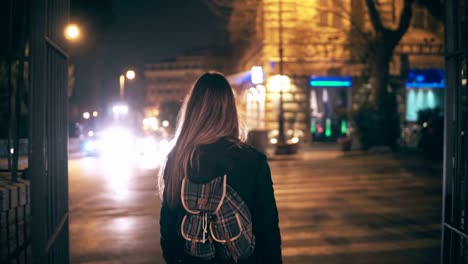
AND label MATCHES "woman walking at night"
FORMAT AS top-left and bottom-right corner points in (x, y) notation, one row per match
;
(159, 72), (282, 264)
